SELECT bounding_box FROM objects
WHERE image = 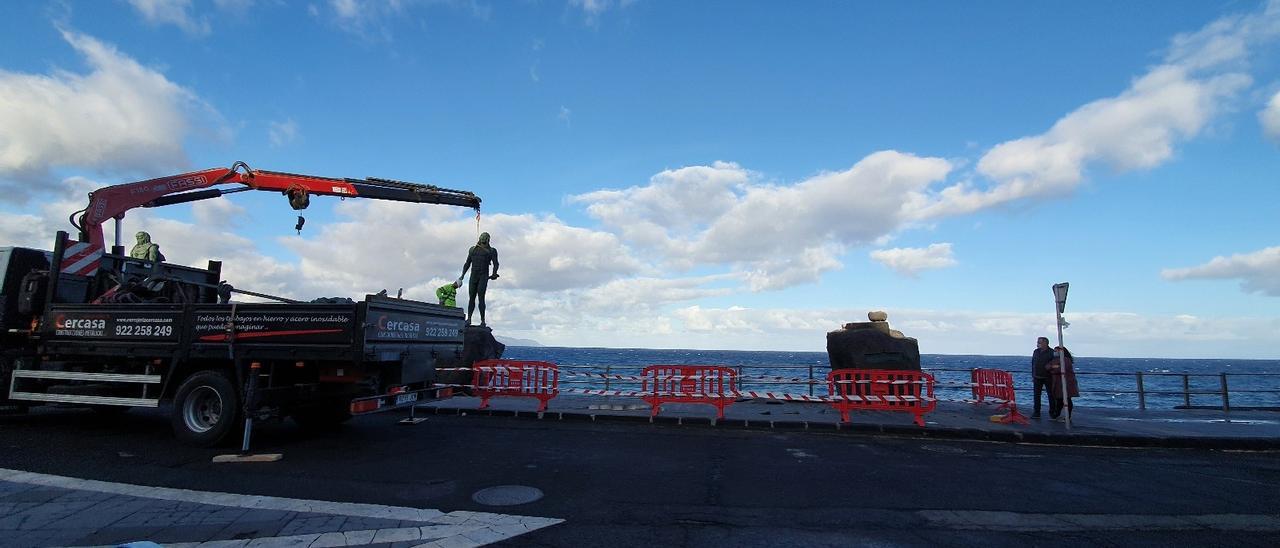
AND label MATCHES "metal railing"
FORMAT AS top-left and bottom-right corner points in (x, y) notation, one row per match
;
(537, 363), (1280, 411)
